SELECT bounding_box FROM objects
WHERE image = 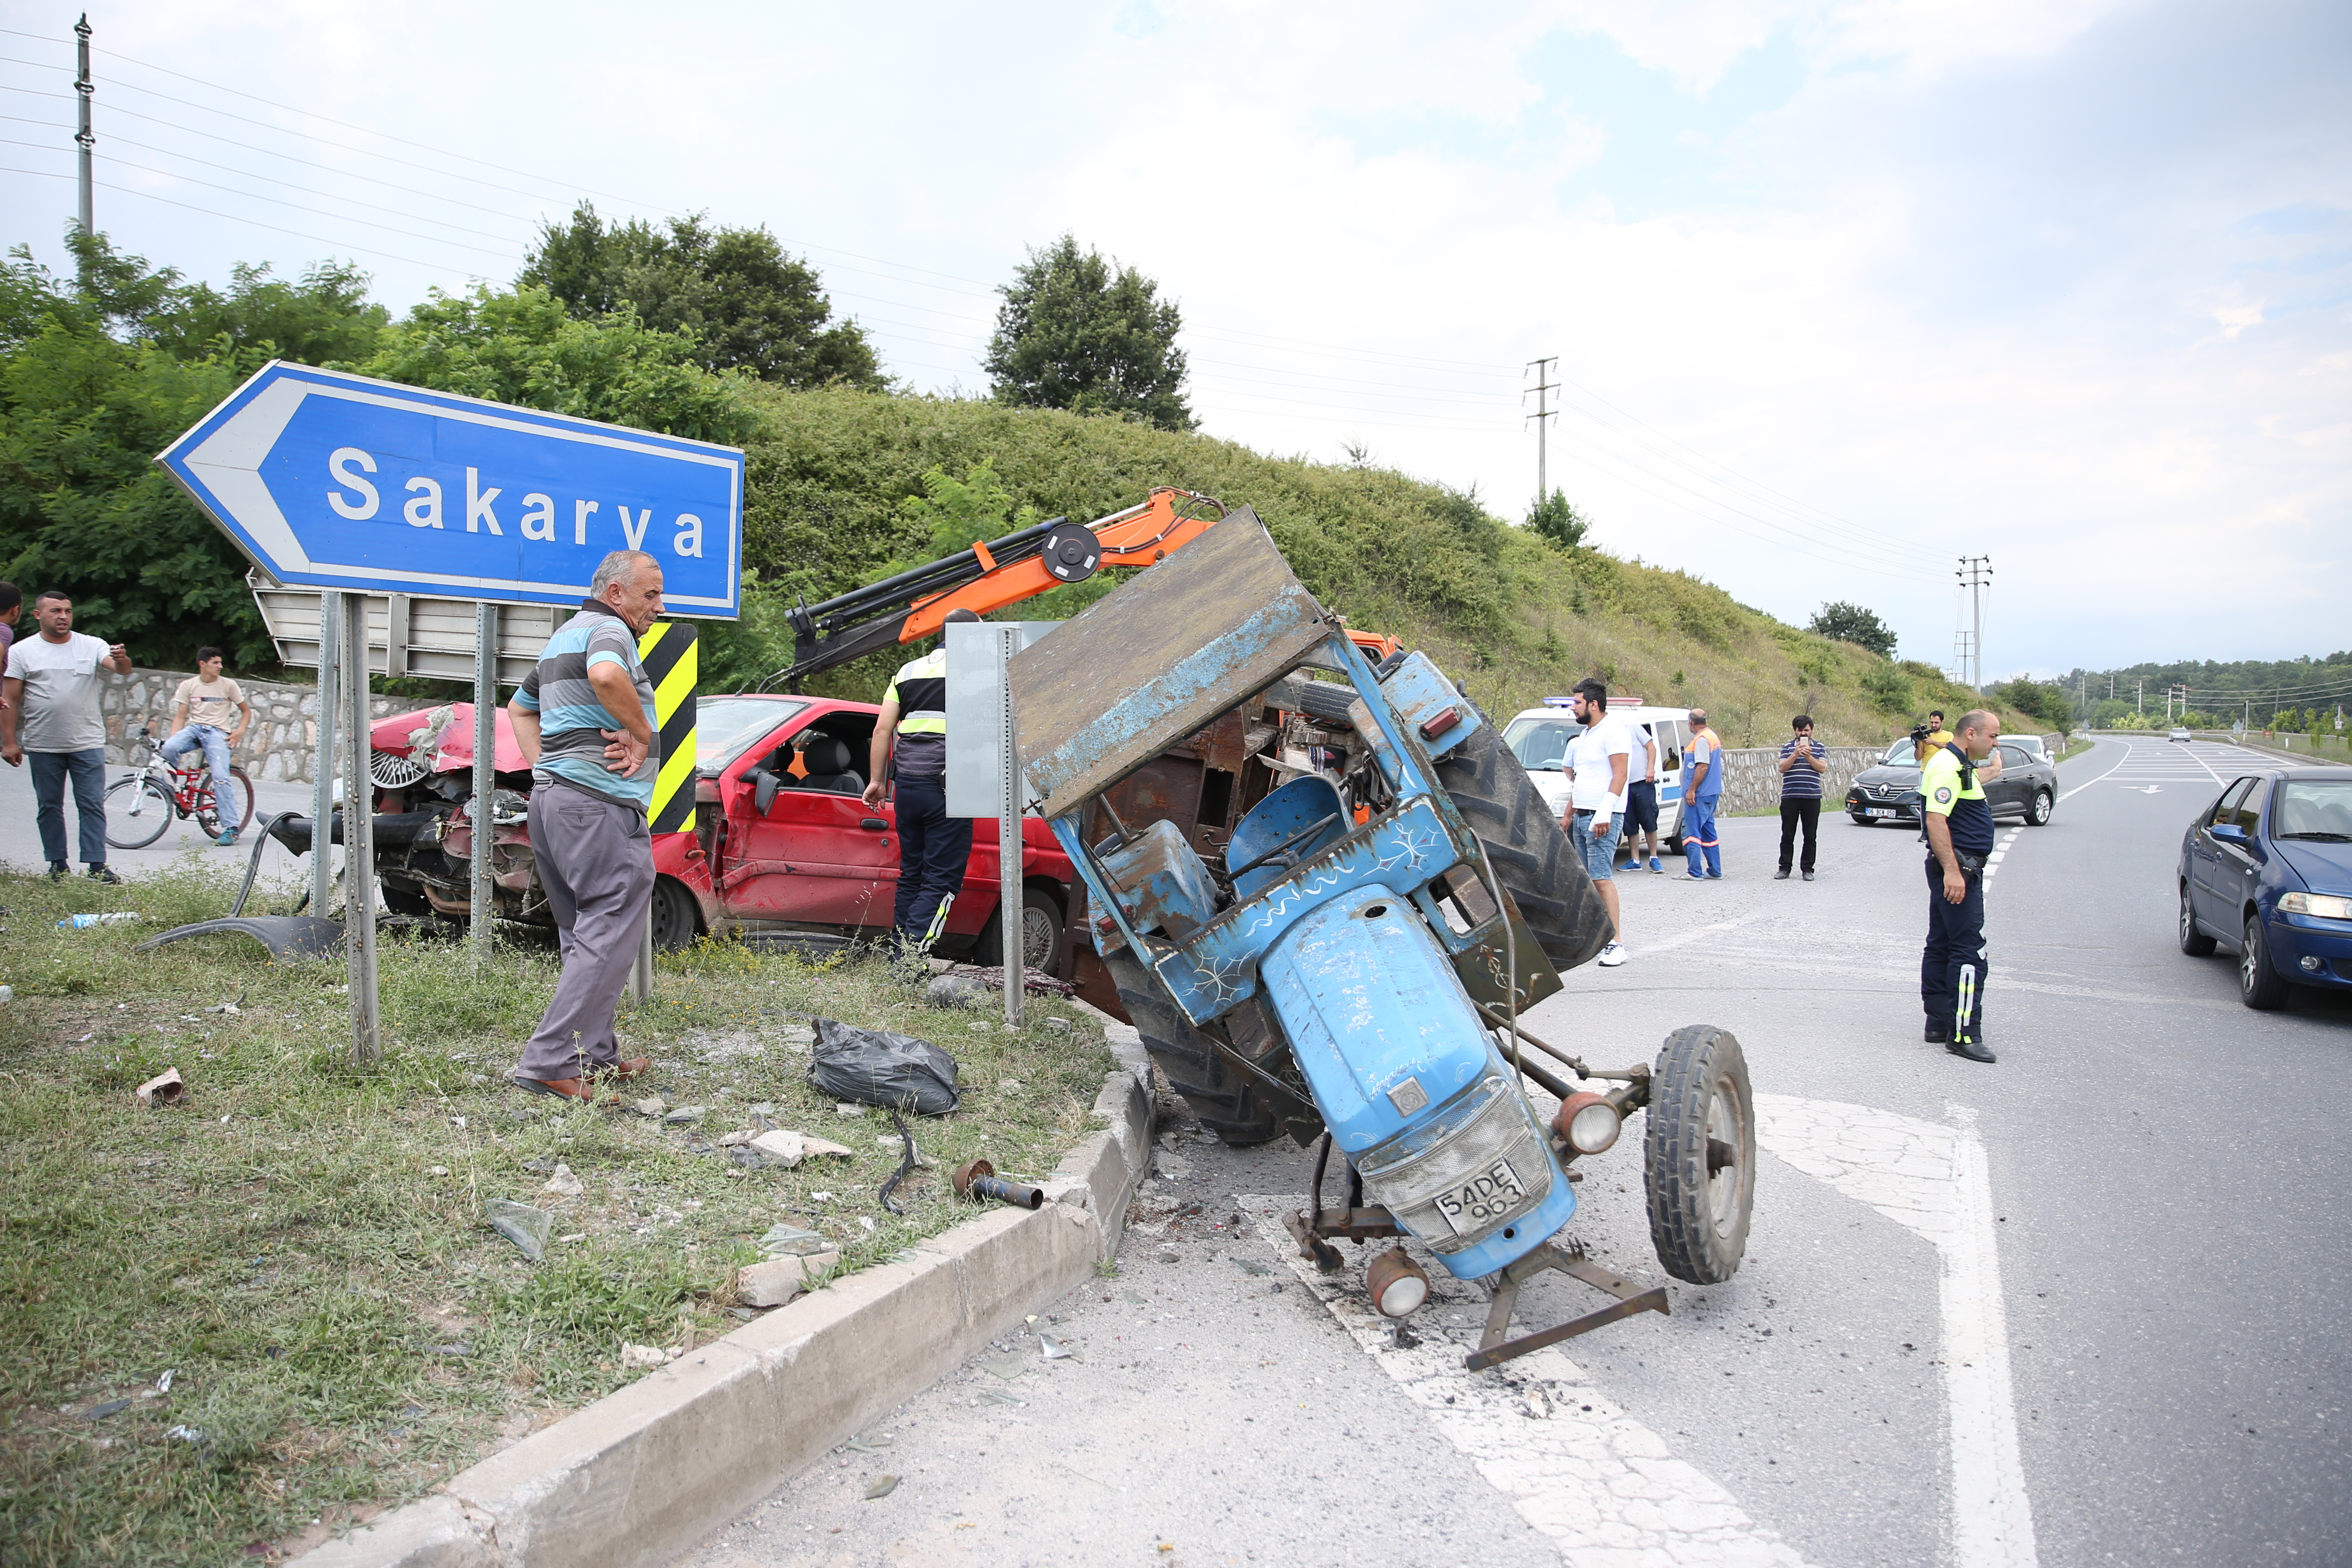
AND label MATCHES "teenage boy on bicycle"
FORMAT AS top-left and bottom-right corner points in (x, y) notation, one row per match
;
(162, 647), (253, 845)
